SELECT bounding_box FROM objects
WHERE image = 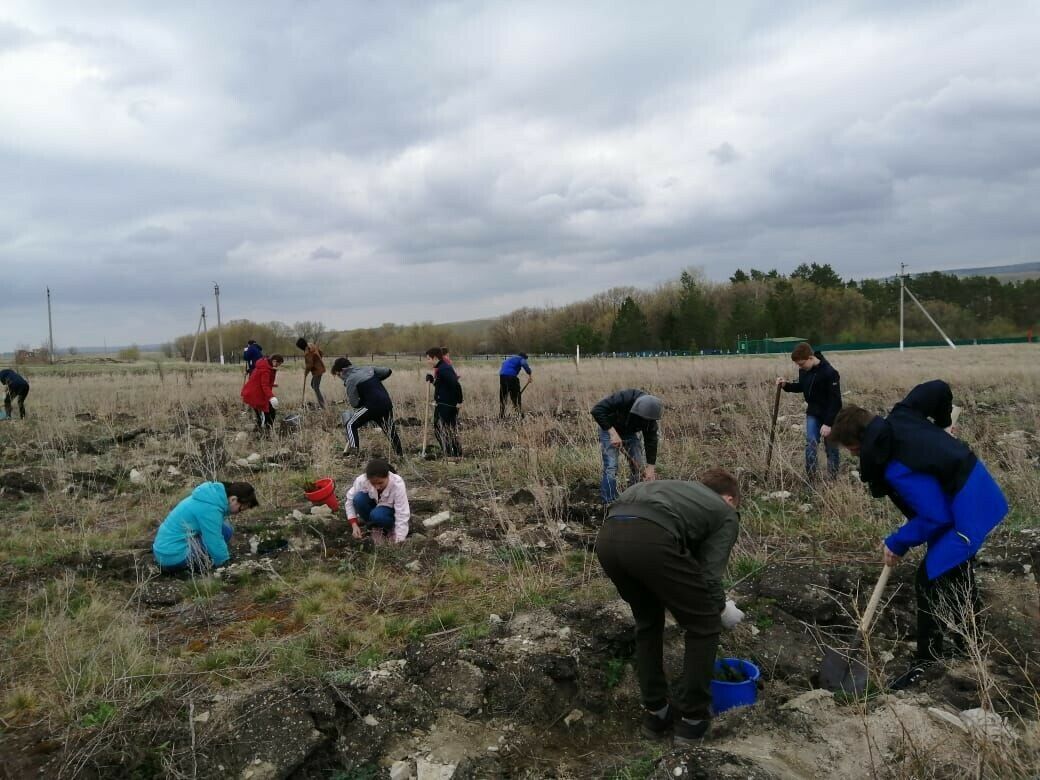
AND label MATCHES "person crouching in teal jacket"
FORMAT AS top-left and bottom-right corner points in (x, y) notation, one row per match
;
(153, 482), (258, 574)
